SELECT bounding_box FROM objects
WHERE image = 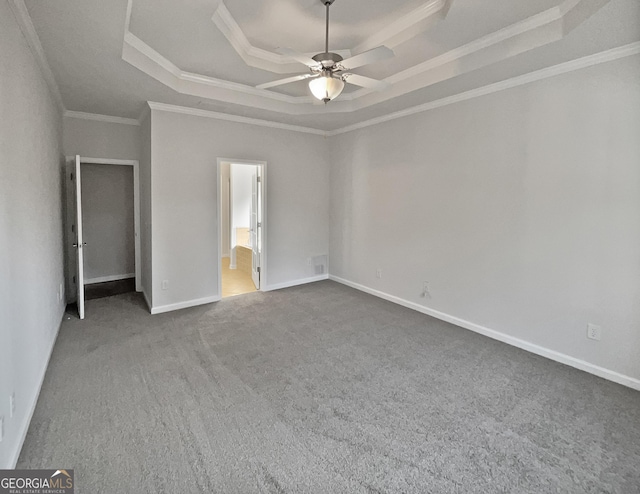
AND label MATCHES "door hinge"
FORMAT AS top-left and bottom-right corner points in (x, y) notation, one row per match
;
(73, 275), (76, 284)
(257, 267), (261, 274)
(70, 172), (74, 181)
(71, 224), (75, 233)
(257, 222), (262, 228)
(257, 176), (262, 183)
